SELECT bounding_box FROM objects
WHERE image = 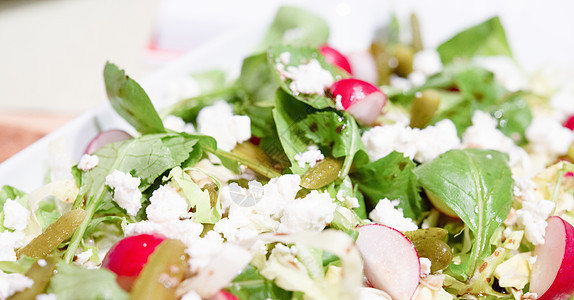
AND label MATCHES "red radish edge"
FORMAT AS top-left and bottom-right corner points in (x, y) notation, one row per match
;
(330, 79), (386, 126)
(207, 290), (239, 300)
(85, 129), (132, 154)
(356, 223), (420, 299)
(530, 216), (574, 300)
(563, 115), (574, 131)
(319, 45), (353, 74)
(102, 234), (166, 291)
